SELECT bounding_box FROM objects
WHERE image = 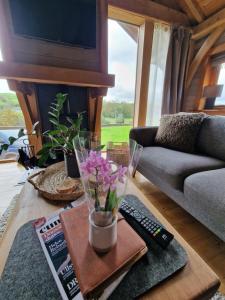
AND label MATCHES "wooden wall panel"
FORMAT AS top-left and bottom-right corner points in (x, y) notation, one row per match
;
(0, 0), (107, 73)
(198, 64), (220, 109)
(183, 58), (209, 111)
